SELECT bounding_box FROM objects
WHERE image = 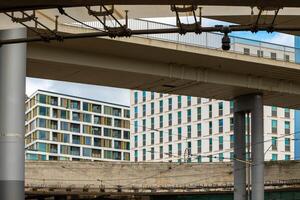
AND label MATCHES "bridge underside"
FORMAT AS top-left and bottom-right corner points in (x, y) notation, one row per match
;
(27, 35), (300, 108)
